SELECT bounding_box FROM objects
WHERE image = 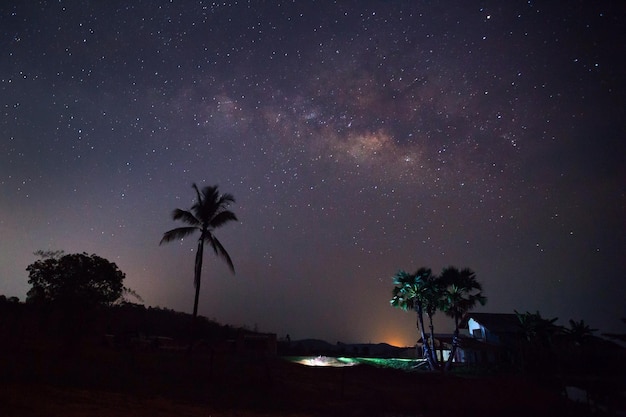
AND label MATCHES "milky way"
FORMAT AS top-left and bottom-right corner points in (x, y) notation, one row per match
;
(1, 1), (624, 345)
